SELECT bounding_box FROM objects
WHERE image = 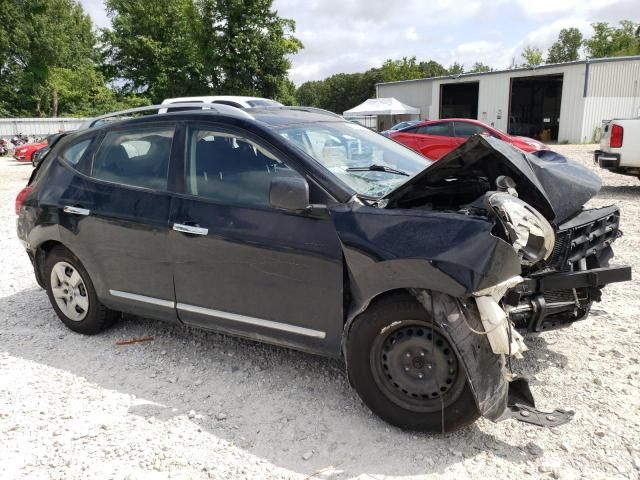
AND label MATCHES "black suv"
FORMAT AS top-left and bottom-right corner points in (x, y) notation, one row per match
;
(16, 104), (630, 433)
